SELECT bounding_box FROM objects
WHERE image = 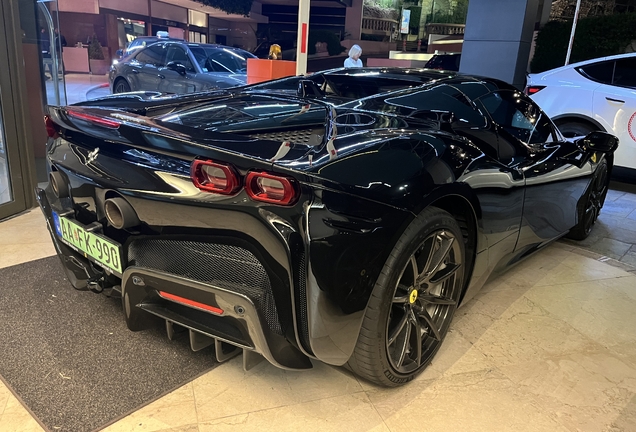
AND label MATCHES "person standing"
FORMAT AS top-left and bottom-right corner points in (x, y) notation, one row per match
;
(344, 45), (363, 68)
